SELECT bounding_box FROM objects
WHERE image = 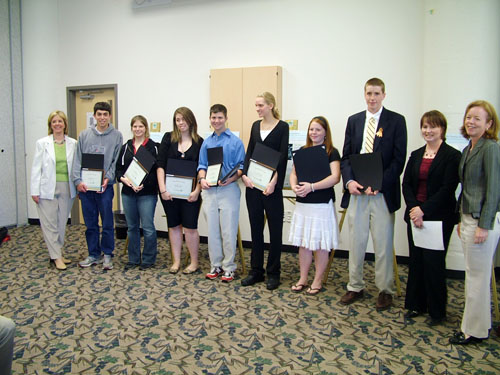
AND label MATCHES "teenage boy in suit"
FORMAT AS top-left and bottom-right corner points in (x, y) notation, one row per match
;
(198, 104), (245, 282)
(340, 78), (407, 310)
